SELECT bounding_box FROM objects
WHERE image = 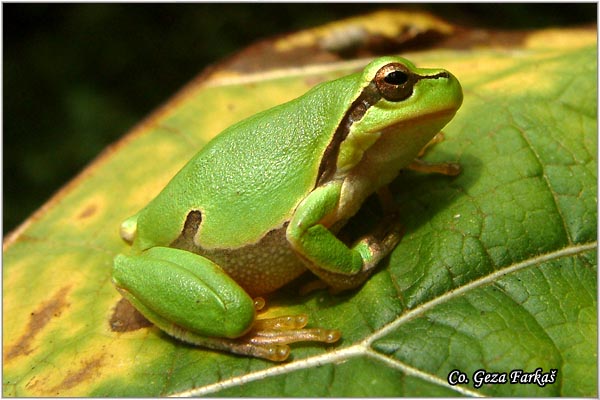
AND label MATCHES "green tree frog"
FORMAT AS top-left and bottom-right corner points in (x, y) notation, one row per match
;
(113, 56), (463, 361)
